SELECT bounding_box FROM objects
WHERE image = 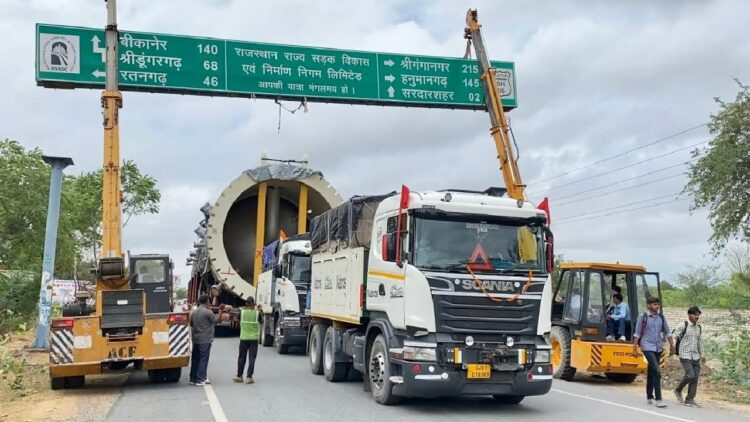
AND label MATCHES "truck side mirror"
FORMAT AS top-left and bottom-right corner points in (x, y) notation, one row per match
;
(274, 264), (282, 278)
(382, 234), (397, 262)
